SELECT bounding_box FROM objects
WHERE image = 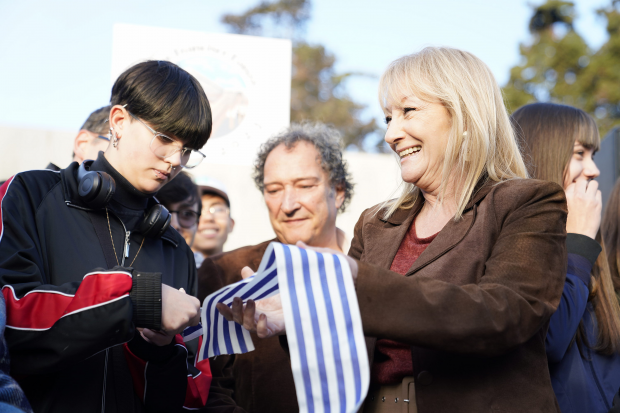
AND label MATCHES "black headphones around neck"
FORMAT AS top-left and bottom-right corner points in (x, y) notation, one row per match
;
(77, 161), (171, 238)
